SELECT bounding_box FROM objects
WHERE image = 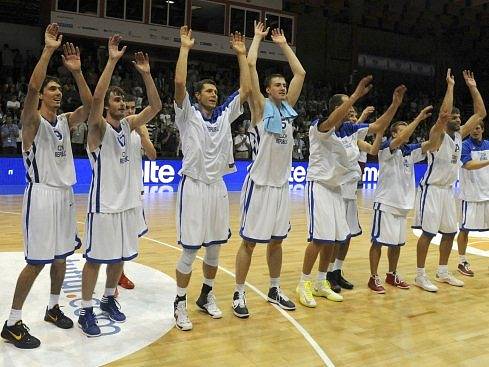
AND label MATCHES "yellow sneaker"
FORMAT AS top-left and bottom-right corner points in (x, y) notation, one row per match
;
(296, 280), (317, 308)
(313, 280), (343, 302)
